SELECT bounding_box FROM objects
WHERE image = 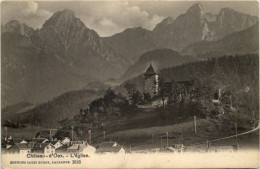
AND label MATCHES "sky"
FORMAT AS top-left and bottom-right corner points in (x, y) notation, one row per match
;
(1, 1), (259, 37)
